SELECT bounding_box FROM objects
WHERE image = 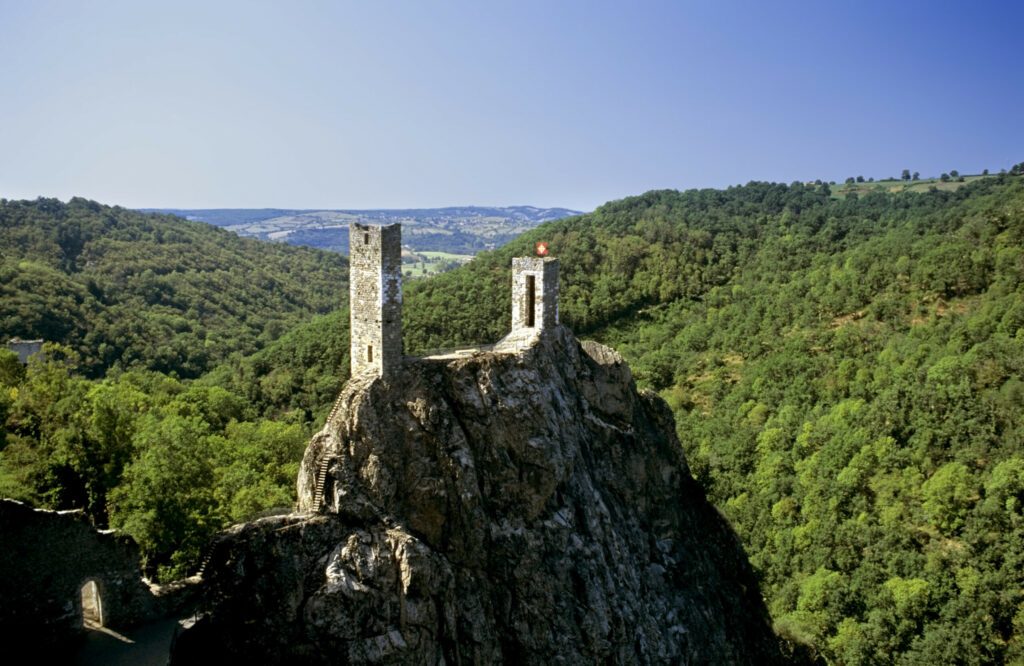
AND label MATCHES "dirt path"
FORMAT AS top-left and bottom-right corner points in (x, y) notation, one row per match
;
(74, 617), (180, 666)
